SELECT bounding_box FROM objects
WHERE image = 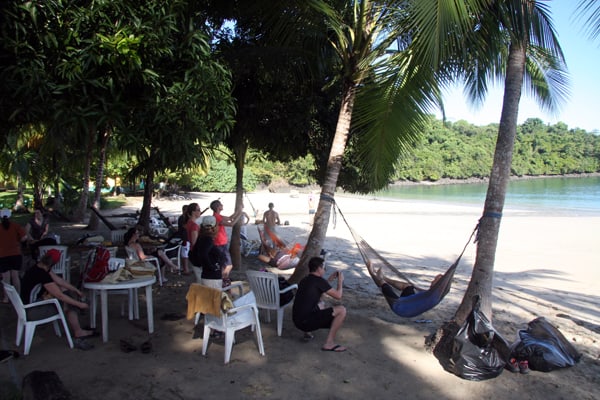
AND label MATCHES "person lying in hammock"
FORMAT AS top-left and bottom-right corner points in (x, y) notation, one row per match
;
(256, 225), (302, 269)
(258, 246), (300, 270)
(366, 261), (442, 307)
